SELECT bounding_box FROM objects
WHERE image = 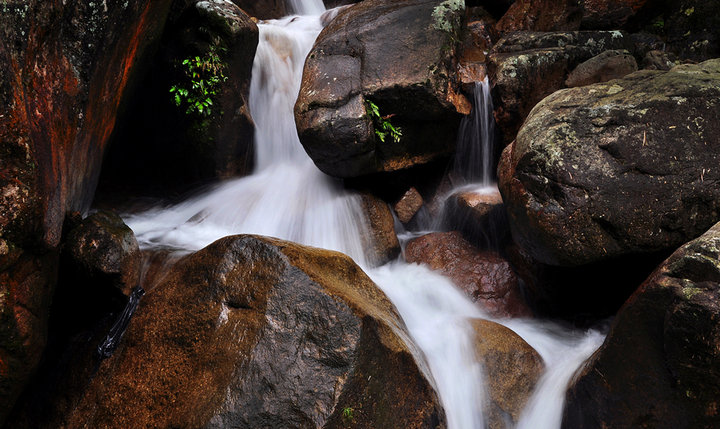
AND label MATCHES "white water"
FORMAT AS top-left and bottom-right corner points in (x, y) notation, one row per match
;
(454, 79), (496, 185)
(123, 4), (605, 429)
